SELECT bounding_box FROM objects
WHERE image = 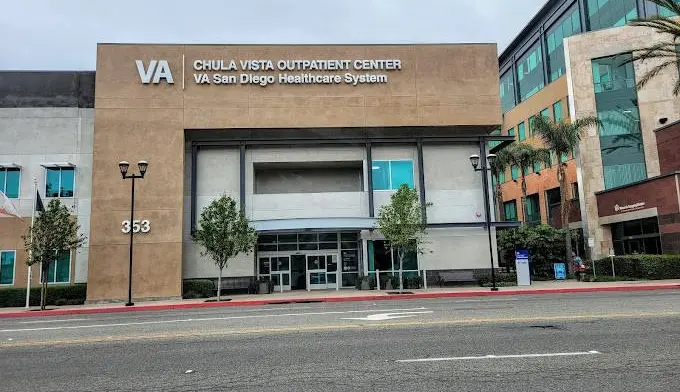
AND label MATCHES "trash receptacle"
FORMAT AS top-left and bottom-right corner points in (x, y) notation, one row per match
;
(553, 263), (566, 280)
